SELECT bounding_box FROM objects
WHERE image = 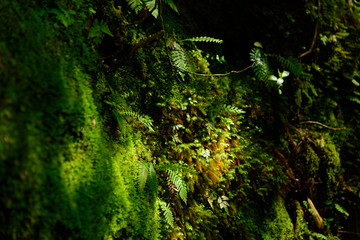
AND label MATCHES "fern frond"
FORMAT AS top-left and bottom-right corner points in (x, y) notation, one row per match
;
(223, 104), (245, 115)
(348, 96), (360, 105)
(170, 48), (190, 79)
(276, 55), (302, 76)
(117, 108), (154, 132)
(183, 36), (223, 44)
(334, 203), (349, 216)
(311, 232), (327, 240)
(147, 162), (158, 198)
(138, 161), (158, 197)
(138, 161), (149, 191)
(126, 0), (145, 14)
(165, 169), (187, 204)
(159, 201), (174, 227)
(250, 48), (271, 82)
